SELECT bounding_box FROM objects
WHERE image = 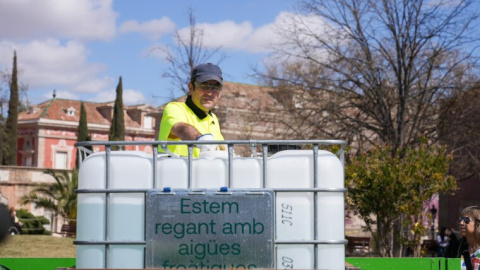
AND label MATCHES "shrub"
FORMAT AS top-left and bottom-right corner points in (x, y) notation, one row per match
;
(16, 209), (50, 235)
